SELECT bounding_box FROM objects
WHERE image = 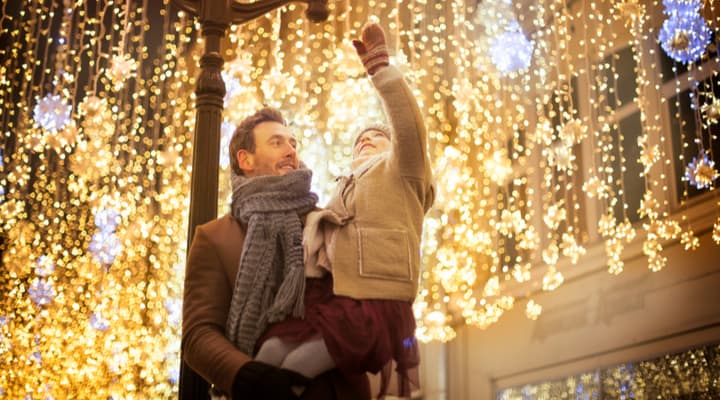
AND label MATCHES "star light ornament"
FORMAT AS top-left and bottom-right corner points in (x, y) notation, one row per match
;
(659, 3), (711, 64)
(685, 152), (719, 190)
(107, 53), (138, 91)
(489, 20), (535, 75)
(33, 94), (72, 133)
